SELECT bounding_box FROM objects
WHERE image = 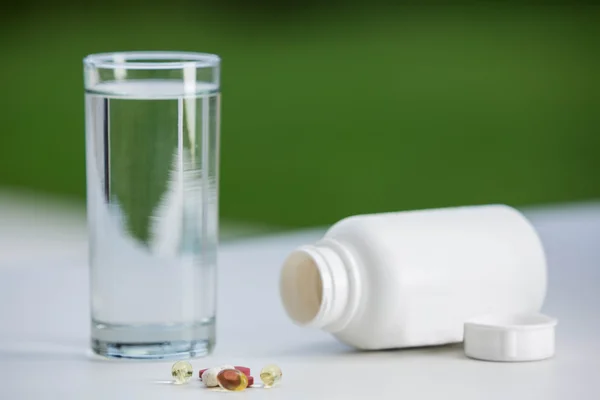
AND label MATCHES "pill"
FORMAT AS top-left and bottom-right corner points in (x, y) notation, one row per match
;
(199, 368), (208, 379)
(202, 367), (222, 387)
